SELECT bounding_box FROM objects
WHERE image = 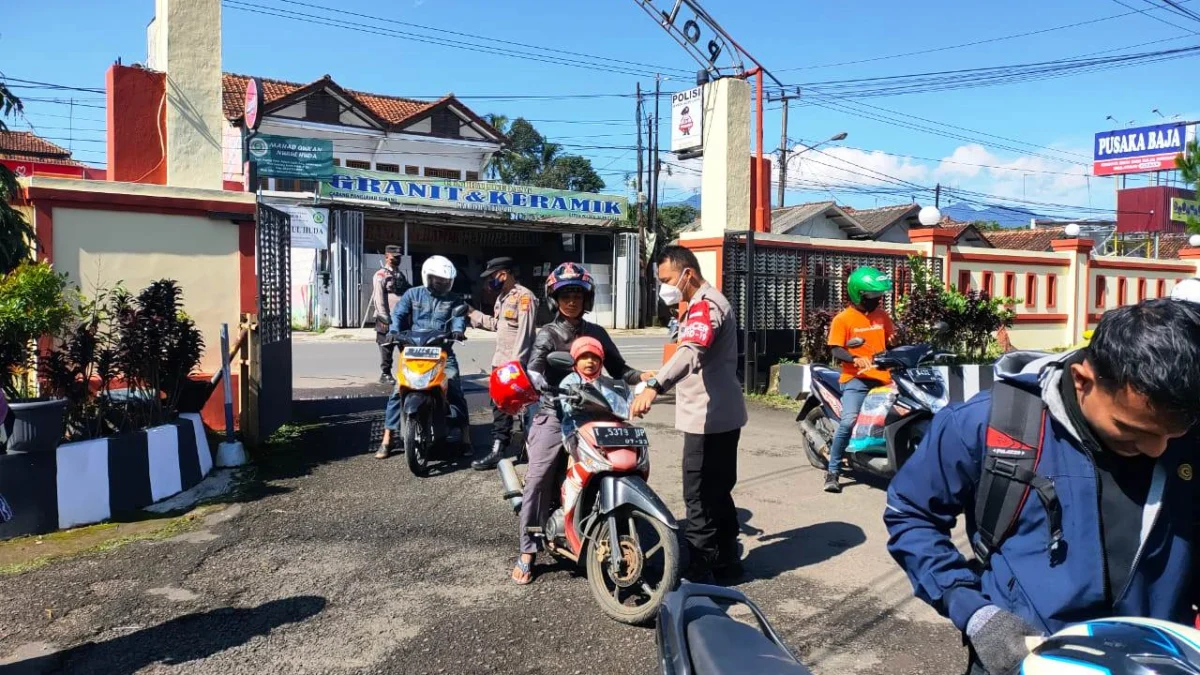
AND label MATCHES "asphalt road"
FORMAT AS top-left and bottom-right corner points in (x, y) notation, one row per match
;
(0, 337), (968, 675)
